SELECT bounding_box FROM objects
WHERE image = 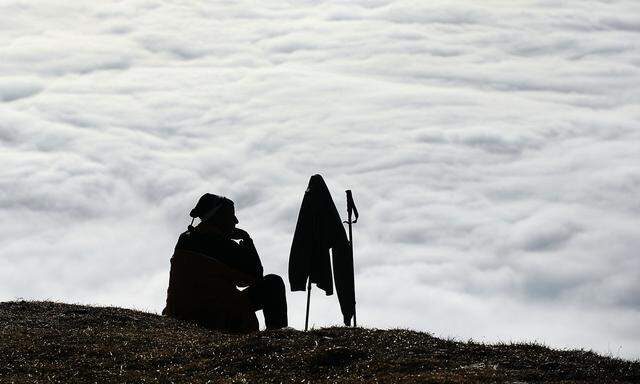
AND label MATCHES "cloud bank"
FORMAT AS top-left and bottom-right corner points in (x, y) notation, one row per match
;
(1, 0), (639, 358)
